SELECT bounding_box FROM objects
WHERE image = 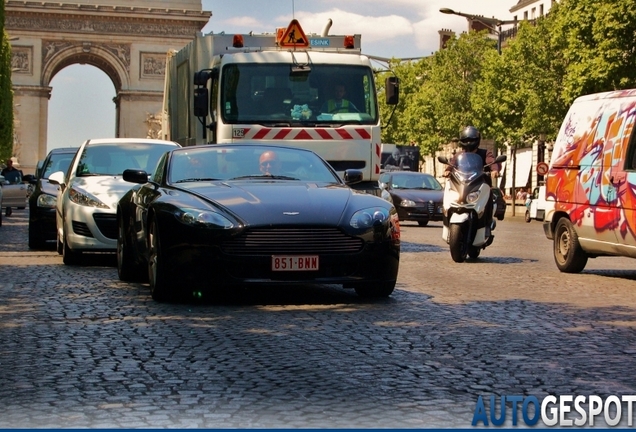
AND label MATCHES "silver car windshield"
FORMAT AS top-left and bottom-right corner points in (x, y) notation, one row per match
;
(76, 143), (176, 176)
